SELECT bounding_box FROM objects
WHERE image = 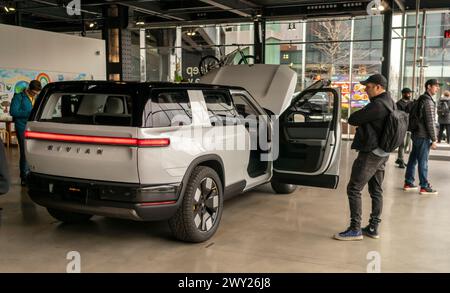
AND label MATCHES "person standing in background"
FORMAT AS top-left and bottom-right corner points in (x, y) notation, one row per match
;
(10, 80), (41, 186)
(437, 90), (450, 144)
(395, 88), (413, 168)
(404, 79), (441, 195)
